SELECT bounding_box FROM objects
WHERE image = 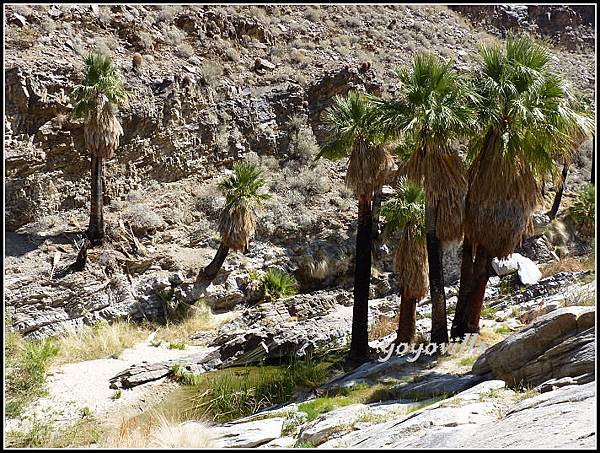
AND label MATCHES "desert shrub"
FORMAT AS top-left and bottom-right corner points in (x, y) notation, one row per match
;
(137, 31), (155, 51)
(123, 203), (164, 236)
(176, 42), (194, 59)
(92, 36), (118, 58)
(162, 25), (186, 46)
(263, 269), (299, 301)
(198, 61), (223, 86)
(304, 6), (322, 22)
(155, 5), (181, 23)
(224, 46), (240, 62)
(569, 183), (595, 235)
(368, 314), (399, 340)
(5, 333), (59, 417)
(288, 123), (319, 162)
(289, 49), (306, 64)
